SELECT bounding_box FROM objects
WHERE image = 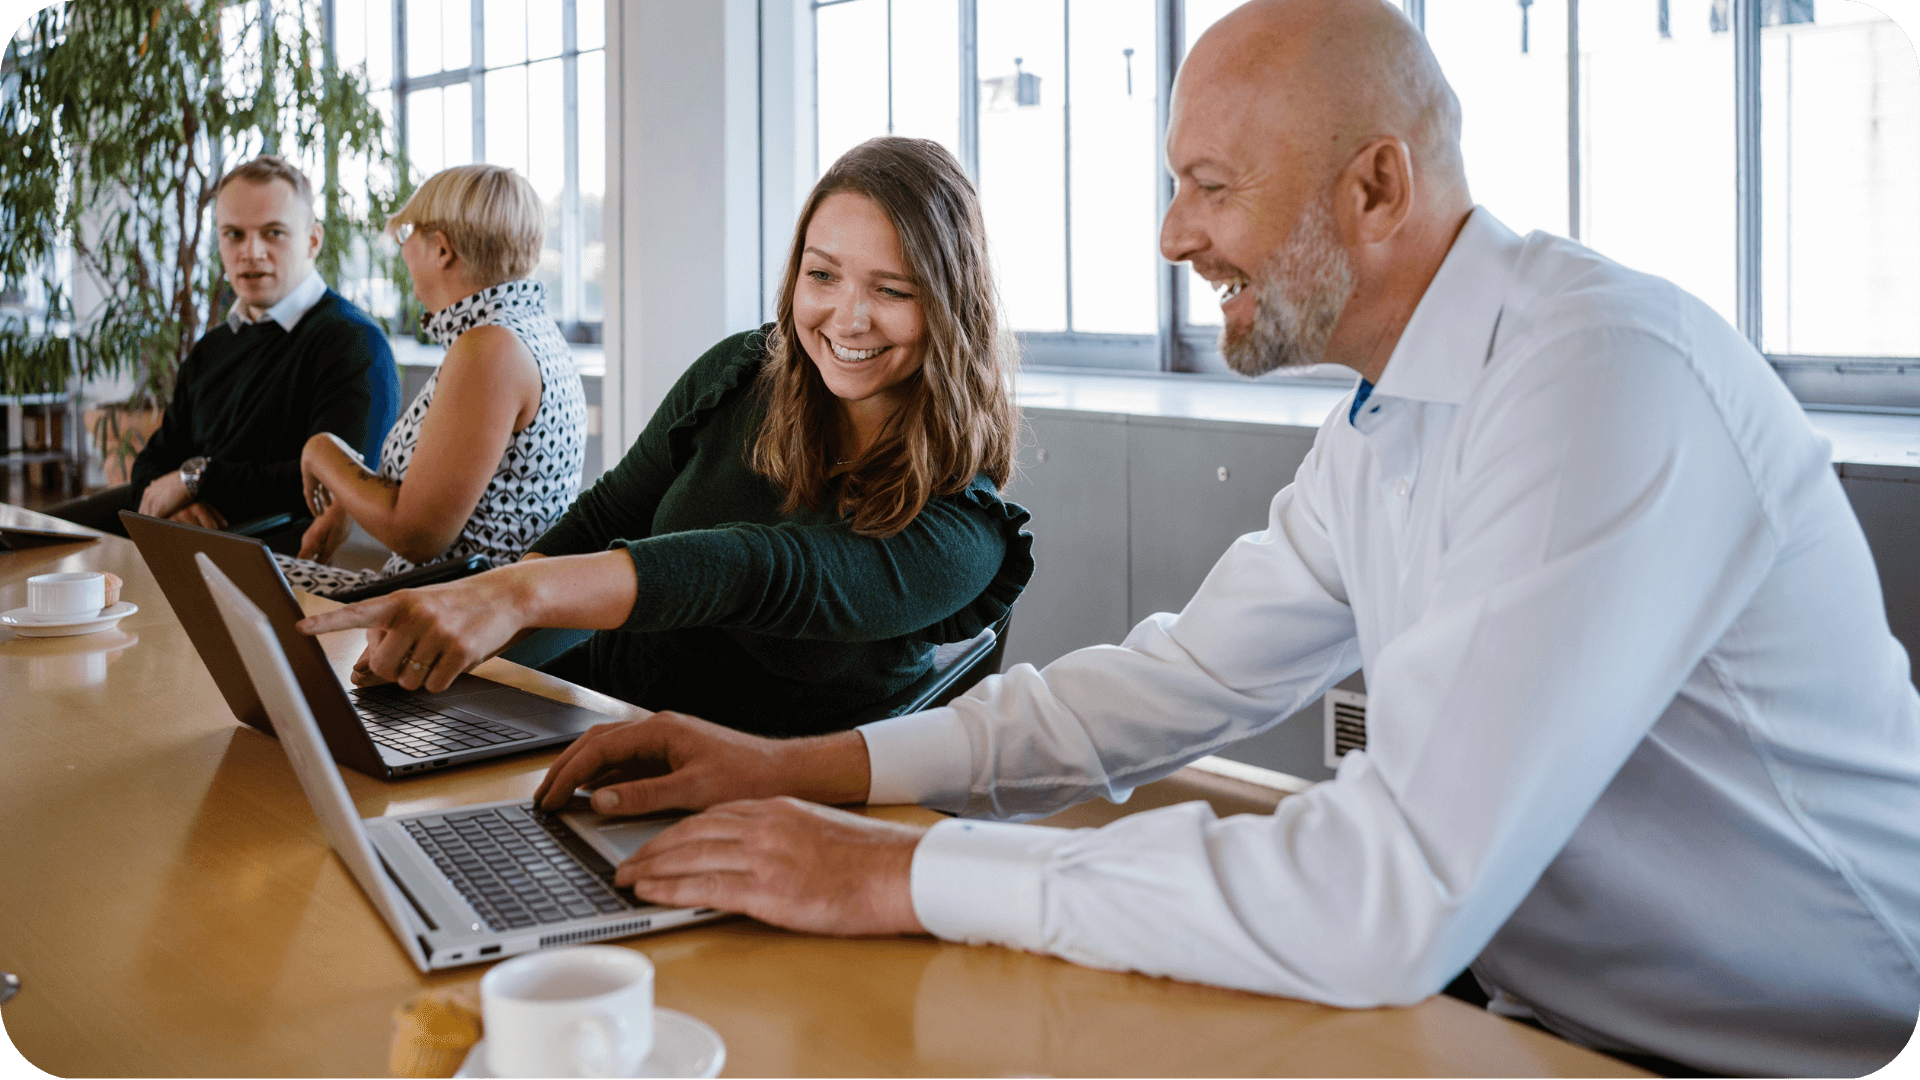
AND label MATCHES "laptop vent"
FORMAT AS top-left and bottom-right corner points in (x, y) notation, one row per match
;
(540, 917), (652, 949)
(1323, 689), (1368, 769)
